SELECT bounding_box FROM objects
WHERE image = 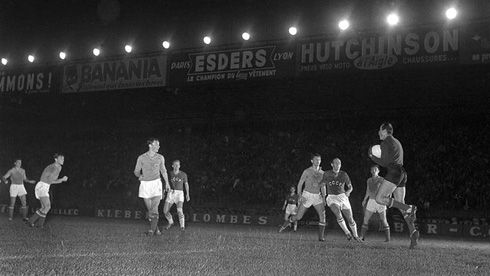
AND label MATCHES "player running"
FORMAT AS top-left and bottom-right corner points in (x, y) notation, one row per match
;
(321, 158), (363, 242)
(27, 153), (68, 228)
